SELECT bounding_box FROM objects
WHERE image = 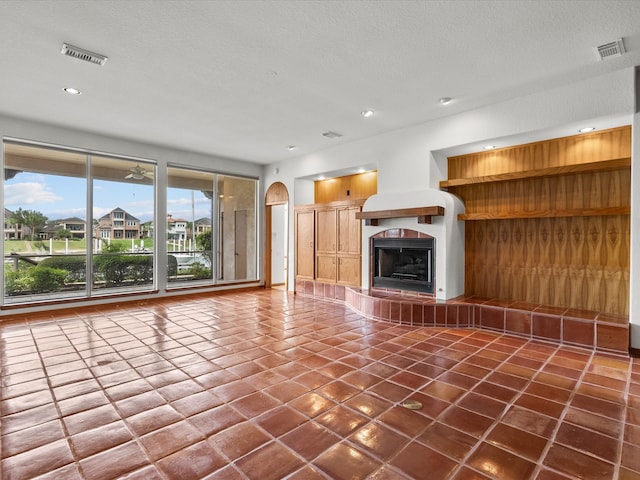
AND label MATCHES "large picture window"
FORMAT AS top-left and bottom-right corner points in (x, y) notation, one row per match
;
(2, 142), (156, 304)
(218, 174), (258, 282)
(167, 166), (214, 285)
(3, 143), (88, 302)
(91, 155), (155, 294)
(166, 167), (258, 287)
(2, 141), (258, 305)
(2, 140), (259, 306)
